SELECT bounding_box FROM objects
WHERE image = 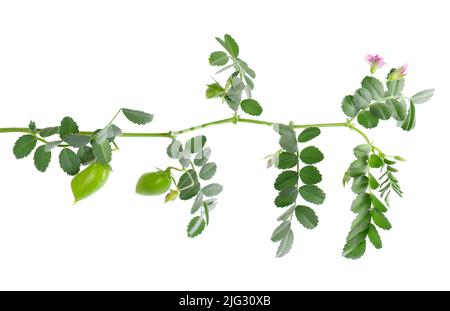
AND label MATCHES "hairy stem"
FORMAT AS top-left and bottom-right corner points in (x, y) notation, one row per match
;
(0, 117), (373, 146)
